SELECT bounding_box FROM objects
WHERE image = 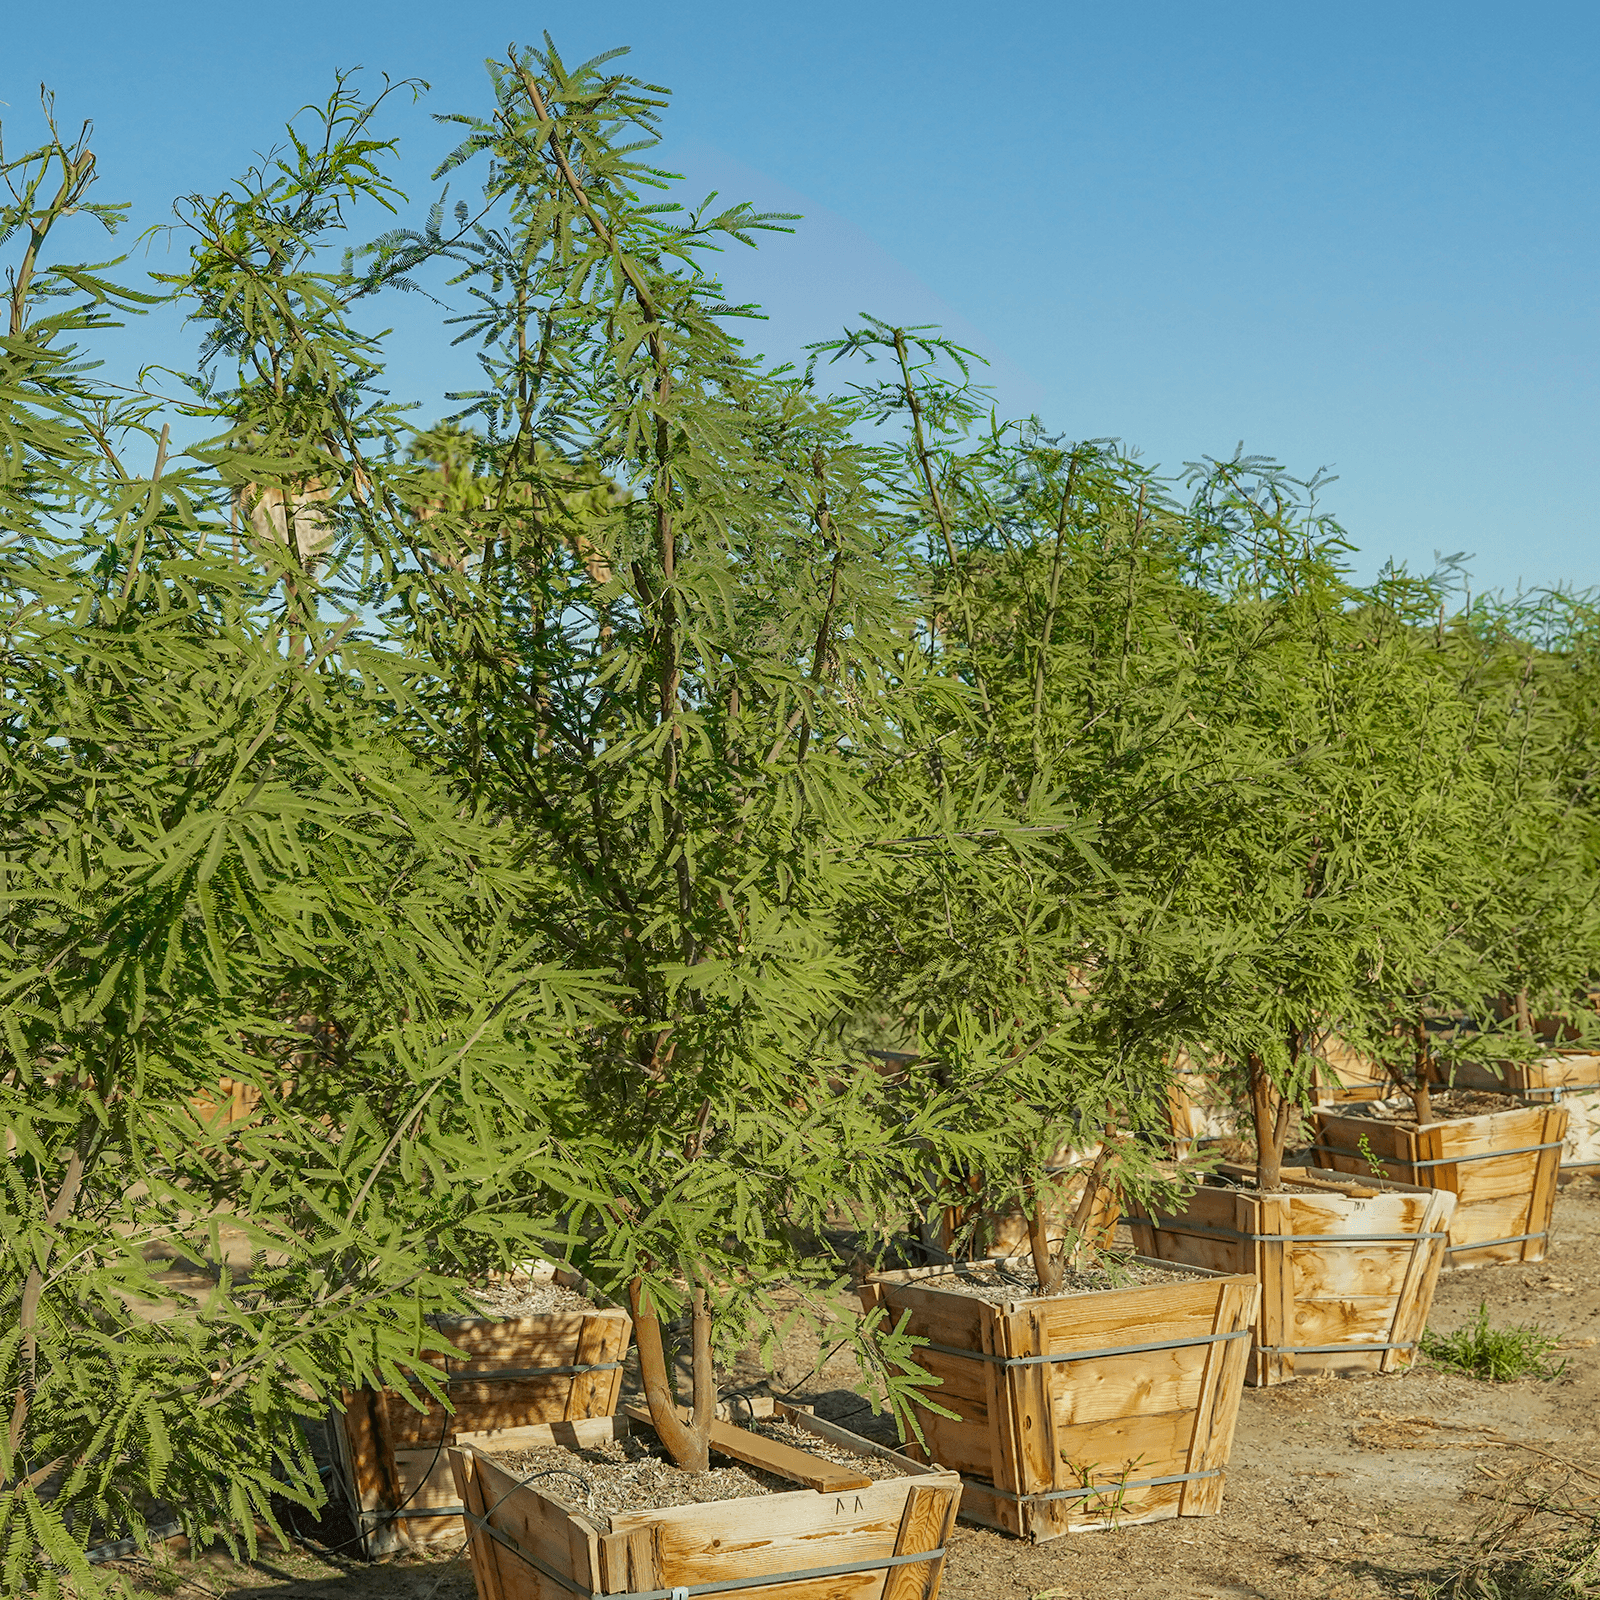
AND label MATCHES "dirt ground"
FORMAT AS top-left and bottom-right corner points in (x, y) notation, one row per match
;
(115, 1176), (1600, 1600)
